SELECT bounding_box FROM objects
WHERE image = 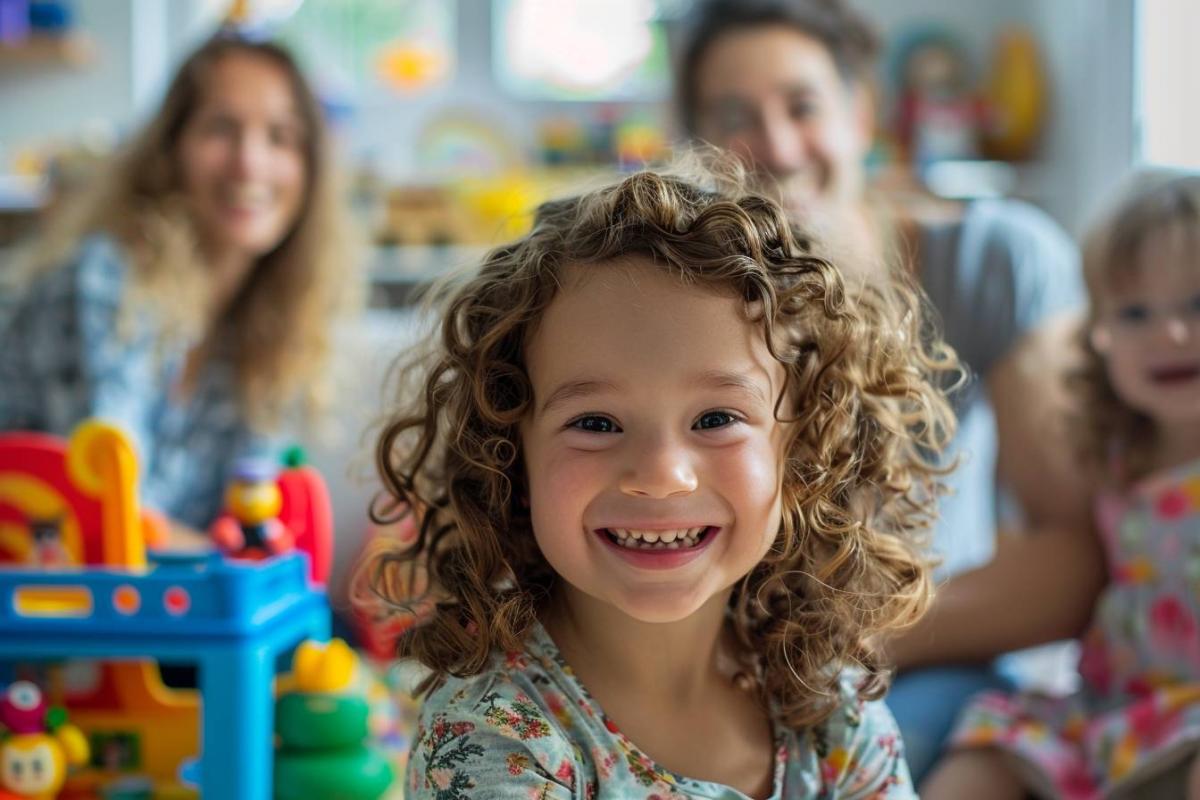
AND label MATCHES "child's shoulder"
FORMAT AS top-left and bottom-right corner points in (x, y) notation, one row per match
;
(790, 671), (911, 796)
(806, 671), (905, 756)
(407, 649), (585, 798)
(421, 648), (553, 717)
